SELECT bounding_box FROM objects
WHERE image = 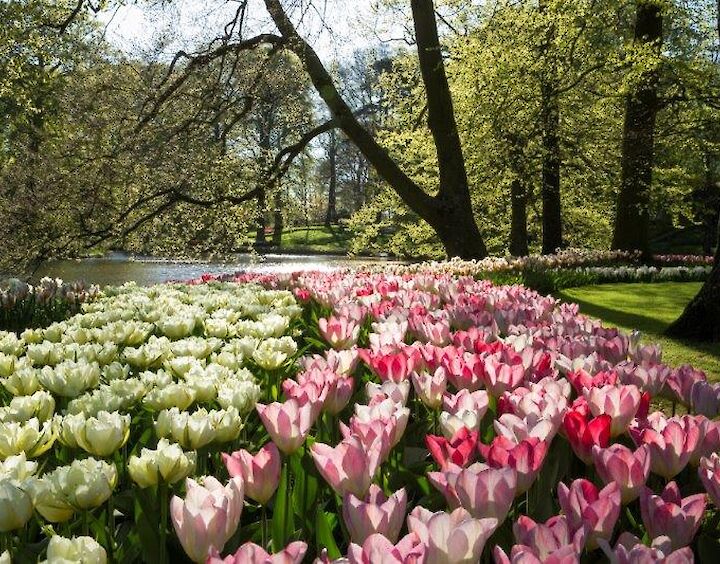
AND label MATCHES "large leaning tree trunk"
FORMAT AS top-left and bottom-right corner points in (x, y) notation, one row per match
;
(263, 0), (487, 259)
(538, 0), (563, 254)
(324, 129), (338, 226)
(665, 218), (720, 341)
(612, 0), (663, 258)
